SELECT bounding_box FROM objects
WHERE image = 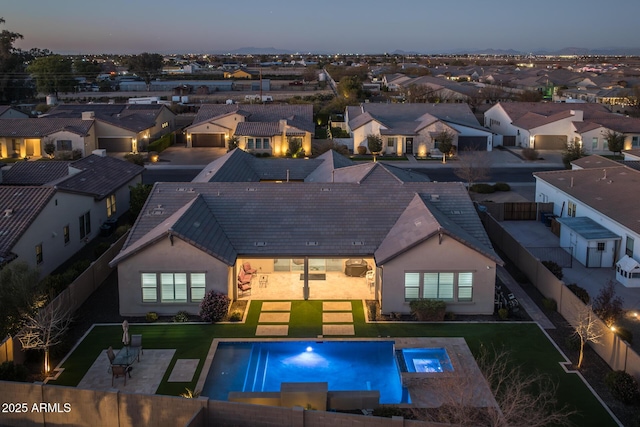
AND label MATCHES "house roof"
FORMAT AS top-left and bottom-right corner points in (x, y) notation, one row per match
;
(0, 186), (56, 264)
(1, 161), (71, 185)
(113, 168), (498, 267)
(493, 102), (610, 124)
(0, 118), (93, 137)
(347, 103), (483, 135)
(190, 104), (314, 134)
(556, 217), (621, 240)
(534, 164), (640, 235)
(571, 155), (622, 169)
(55, 154), (144, 200)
